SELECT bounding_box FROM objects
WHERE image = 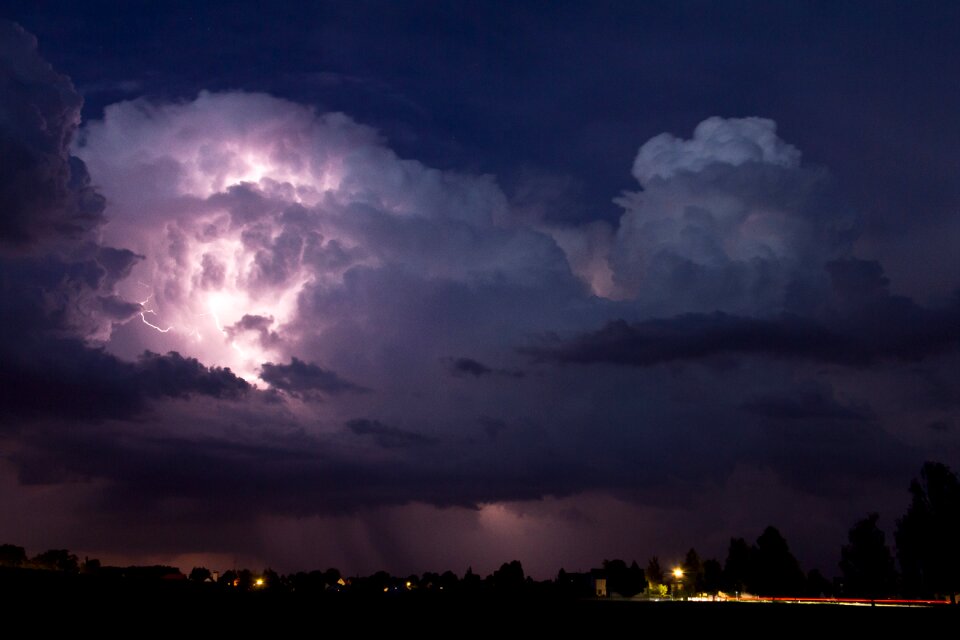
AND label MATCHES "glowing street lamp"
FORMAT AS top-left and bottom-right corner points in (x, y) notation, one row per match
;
(672, 567), (684, 599)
